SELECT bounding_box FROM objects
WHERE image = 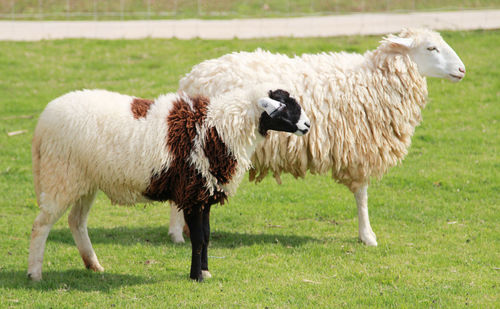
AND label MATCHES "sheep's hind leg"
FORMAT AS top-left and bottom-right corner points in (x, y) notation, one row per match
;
(28, 195), (70, 281)
(184, 206), (204, 281)
(169, 202), (186, 243)
(355, 185), (378, 246)
(201, 205), (212, 279)
(68, 190), (104, 272)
